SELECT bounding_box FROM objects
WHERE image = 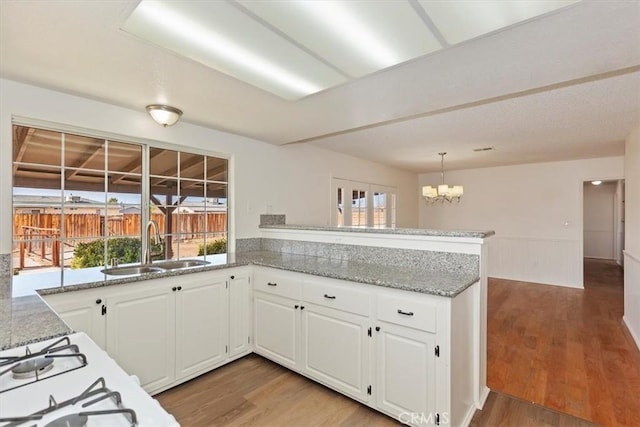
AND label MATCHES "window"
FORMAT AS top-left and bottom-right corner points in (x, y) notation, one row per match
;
(148, 148), (228, 260)
(12, 124), (228, 286)
(331, 178), (396, 228)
